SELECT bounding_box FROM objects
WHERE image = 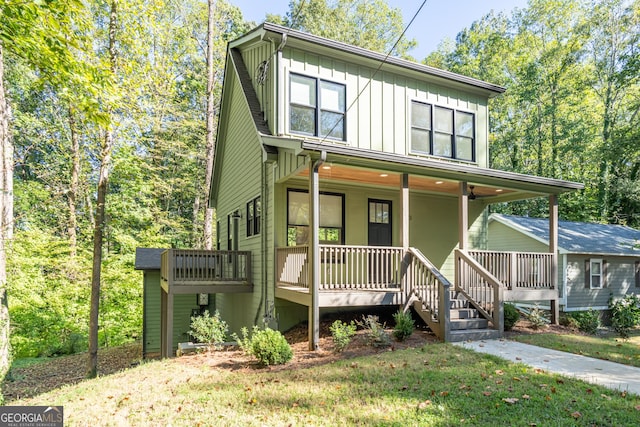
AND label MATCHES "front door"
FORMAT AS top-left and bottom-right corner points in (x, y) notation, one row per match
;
(368, 200), (392, 285)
